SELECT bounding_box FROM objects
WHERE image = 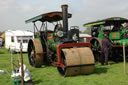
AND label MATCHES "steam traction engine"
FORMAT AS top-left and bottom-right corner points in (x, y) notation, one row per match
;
(84, 17), (128, 61)
(25, 5), (95, 76)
